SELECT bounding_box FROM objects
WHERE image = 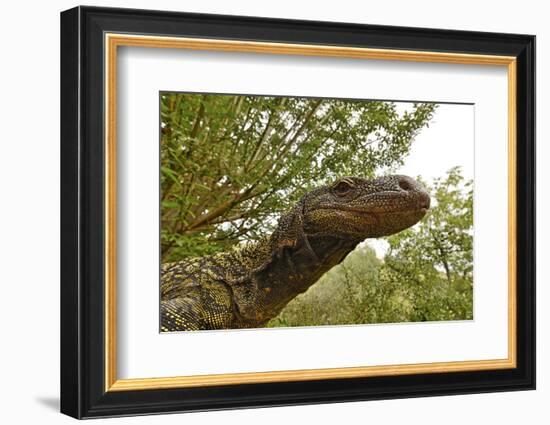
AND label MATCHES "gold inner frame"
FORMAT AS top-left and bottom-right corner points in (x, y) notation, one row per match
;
(104, 33), (517, 392)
